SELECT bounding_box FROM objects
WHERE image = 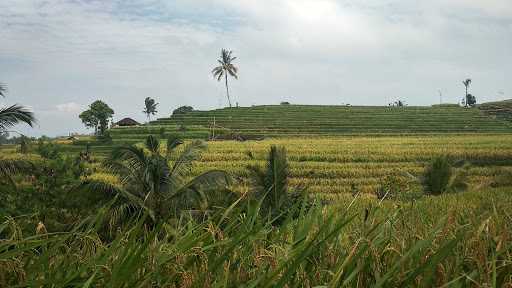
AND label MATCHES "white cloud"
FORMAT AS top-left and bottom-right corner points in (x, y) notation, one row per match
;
(56, 102), (82, 113)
